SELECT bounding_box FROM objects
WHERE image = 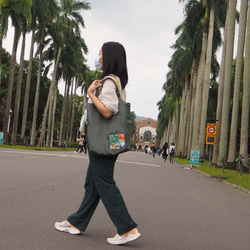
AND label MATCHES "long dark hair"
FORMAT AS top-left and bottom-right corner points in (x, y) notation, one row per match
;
(101, 41), (128, 89)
